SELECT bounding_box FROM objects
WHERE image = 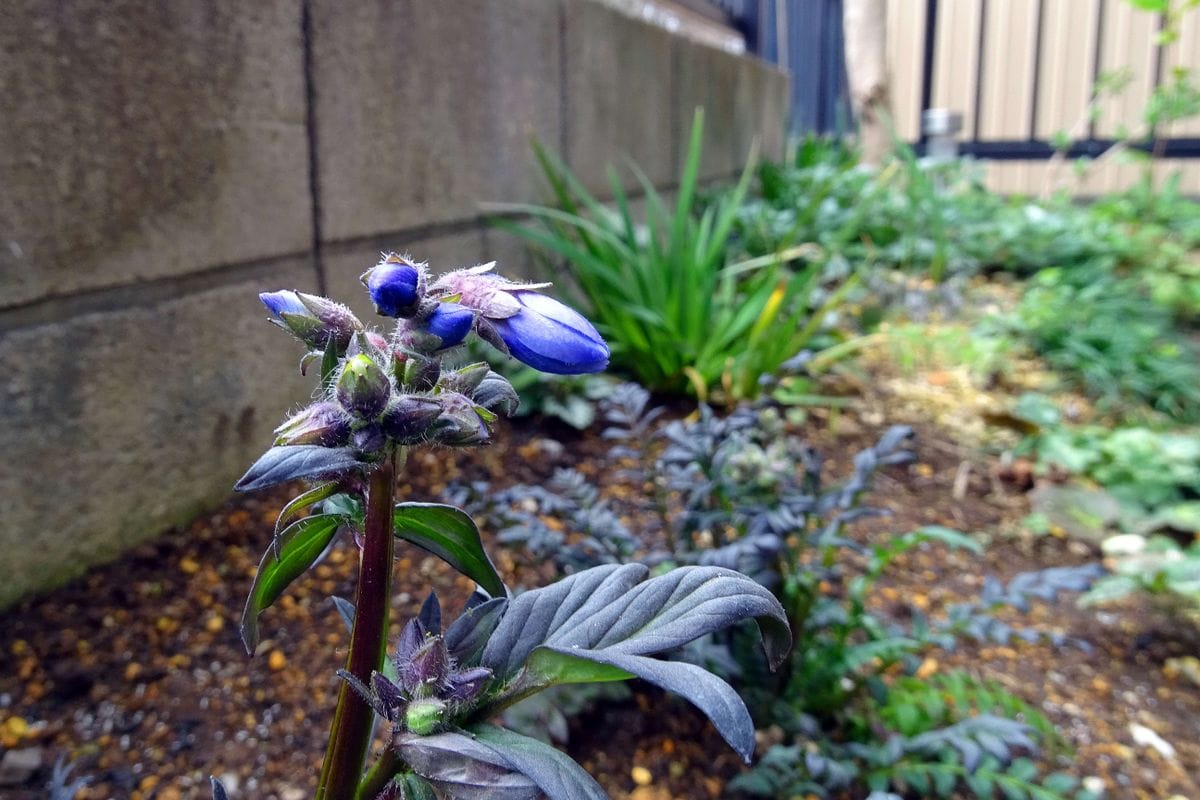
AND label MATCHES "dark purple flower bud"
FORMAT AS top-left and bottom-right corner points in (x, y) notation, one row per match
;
(371, 671), (408, 720)
(352, 423), (387, 454)
(379, 395), (443, 444)
(335, 354), (392, 420)
(444, 666), (492, 704)
(401, 354), (442, 391)
(436, 362), (491, 396)
(394, 618), (426, 668)
(424, 303), (475, 349)
(402, 636), (450, 698)
(489, 291), (608, 375)
(431, 392), (490, 446)
(363, 260), (422, 318)
(273, 401), (351, 447)
(472, 371), (520, 417)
